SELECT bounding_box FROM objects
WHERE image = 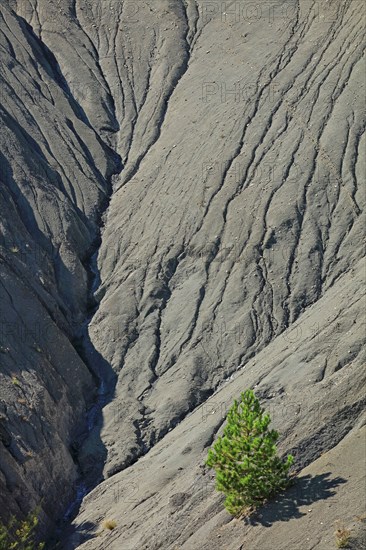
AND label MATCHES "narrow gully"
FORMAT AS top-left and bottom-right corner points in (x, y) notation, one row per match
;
(55, 167), (122, 540)
(49, 4), (193, 533)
